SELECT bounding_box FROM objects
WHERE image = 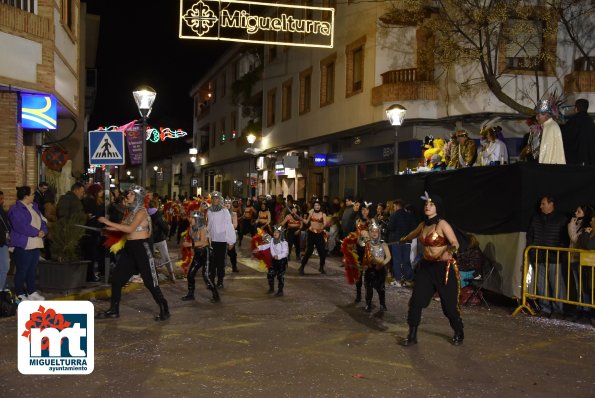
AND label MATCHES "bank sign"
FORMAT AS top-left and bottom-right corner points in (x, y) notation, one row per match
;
(179, 0), (335, 48)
